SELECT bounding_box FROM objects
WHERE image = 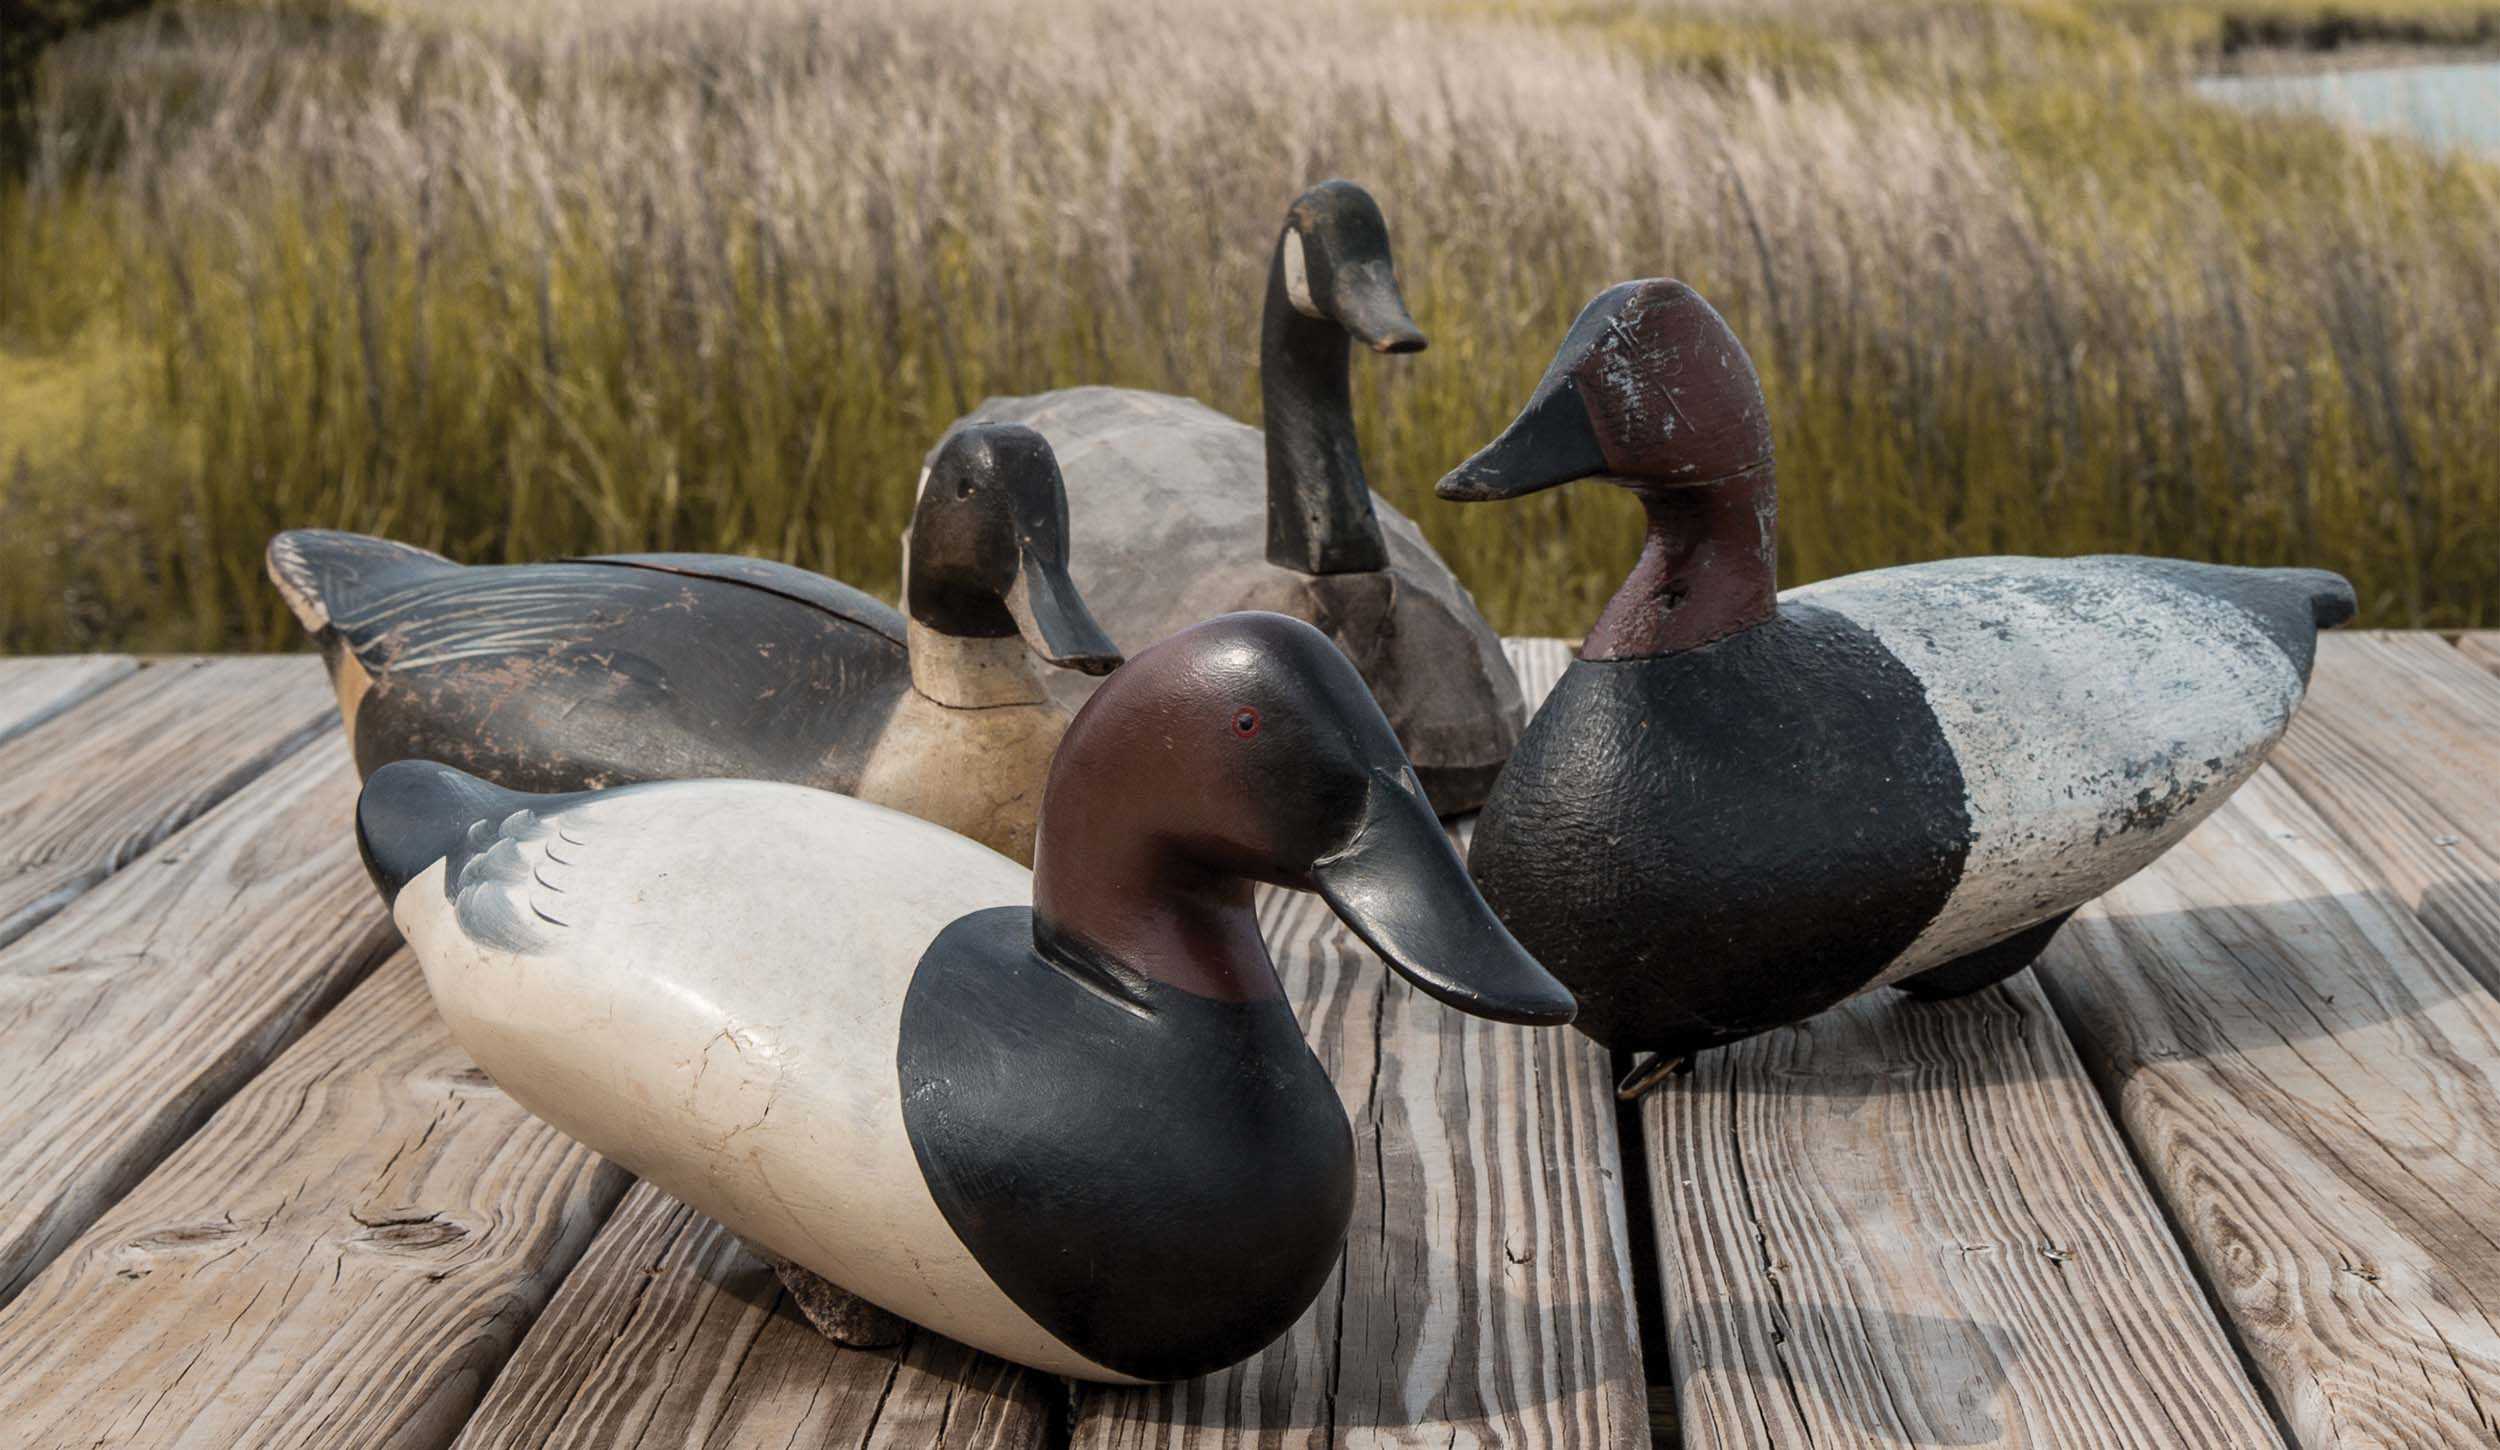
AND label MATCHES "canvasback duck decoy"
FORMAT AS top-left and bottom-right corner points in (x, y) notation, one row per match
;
(266, 424), (1117, 863)
(950, 180), (1526, 815)
(354, 612), (1574, 1383)
(1438, 278), (2356, 1063)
